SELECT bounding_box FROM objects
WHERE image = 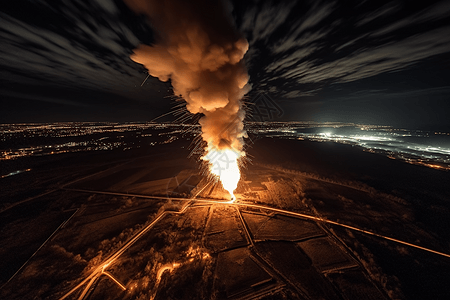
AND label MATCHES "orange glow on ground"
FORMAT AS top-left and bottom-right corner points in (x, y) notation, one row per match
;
(102, 271), (126, 291)
(156, 263), (179, 282)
